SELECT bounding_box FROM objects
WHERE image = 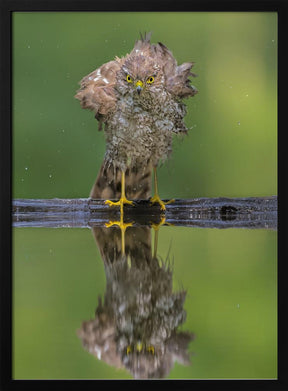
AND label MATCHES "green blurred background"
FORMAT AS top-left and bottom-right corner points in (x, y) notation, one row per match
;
(13, 12), (277, 199)
(13, 12), (277, 380)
